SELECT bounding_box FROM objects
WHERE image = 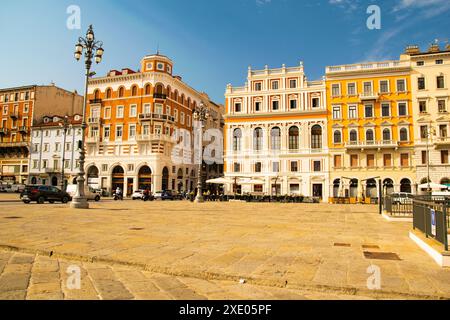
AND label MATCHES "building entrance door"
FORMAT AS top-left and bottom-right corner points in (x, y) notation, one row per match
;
(313, 184), (323, 199)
